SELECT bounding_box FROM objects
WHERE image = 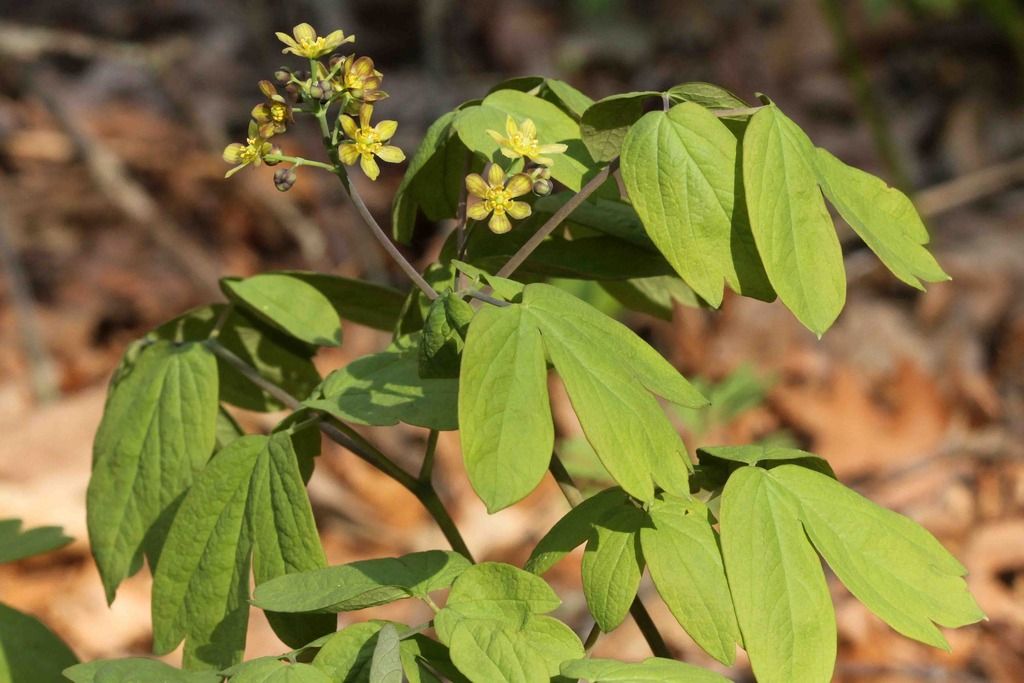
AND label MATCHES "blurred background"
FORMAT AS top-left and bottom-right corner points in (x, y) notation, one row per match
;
(0, 0), (1022, 680)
